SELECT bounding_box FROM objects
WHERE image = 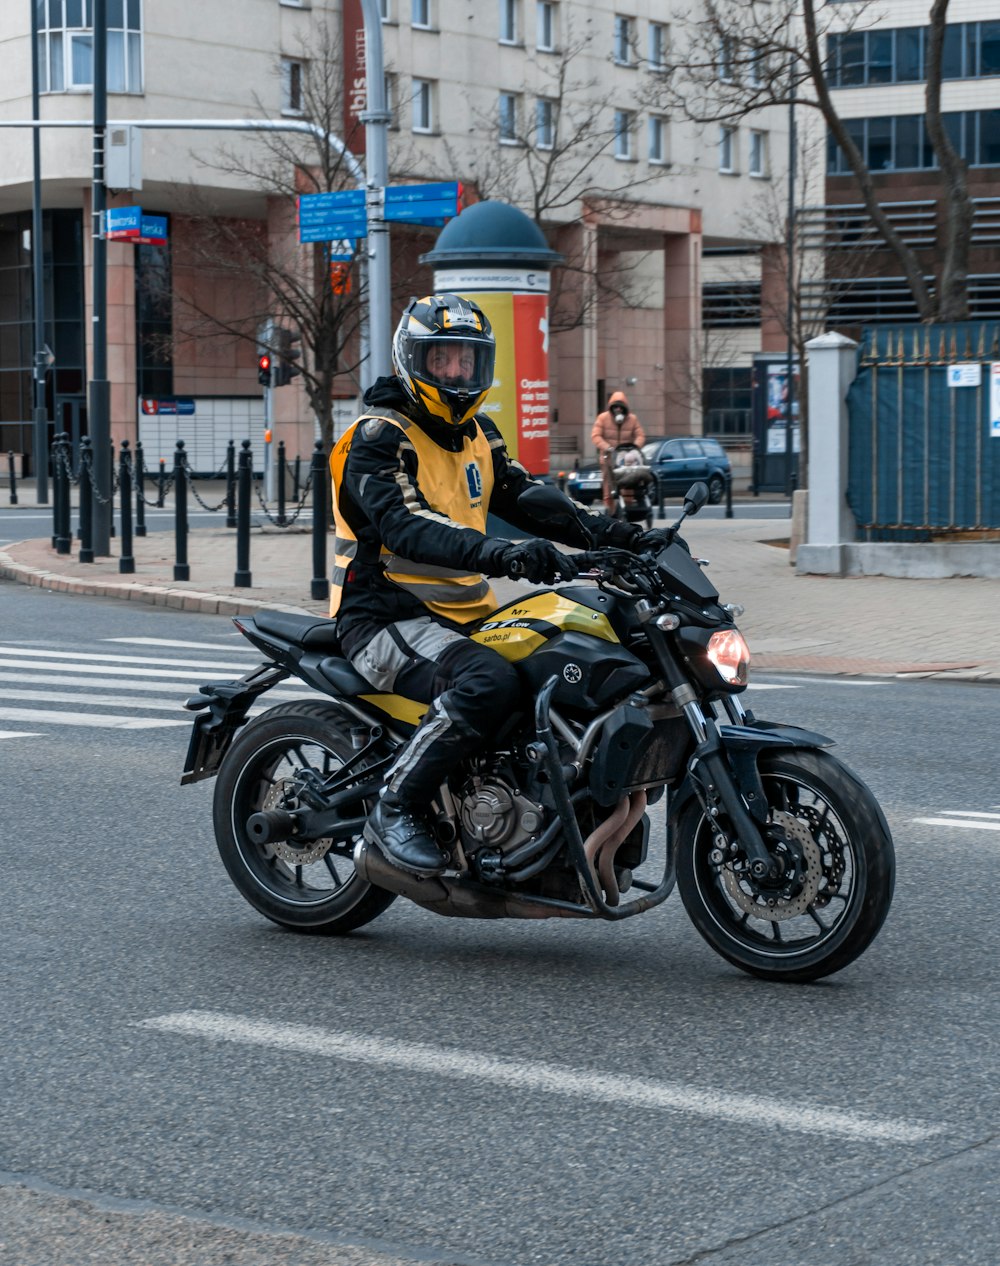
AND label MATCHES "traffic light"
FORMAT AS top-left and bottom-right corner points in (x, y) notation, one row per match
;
(257, 352), (272, 387)
(272, 326), (303, 388)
